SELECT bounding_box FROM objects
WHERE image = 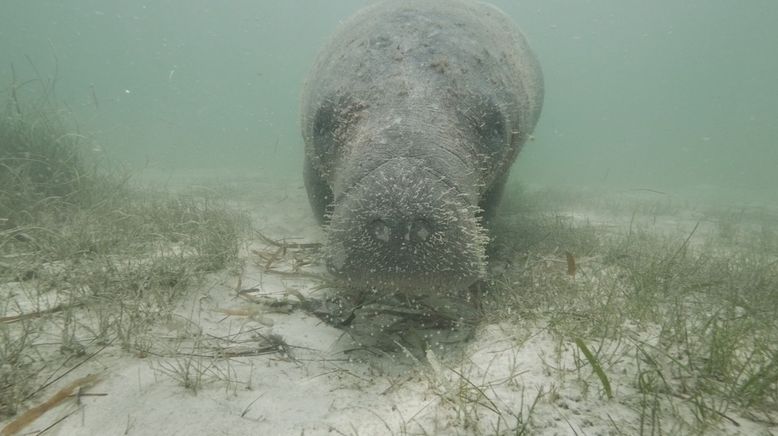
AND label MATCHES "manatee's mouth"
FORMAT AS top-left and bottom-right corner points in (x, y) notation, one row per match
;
(324, 160), (487, 293)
